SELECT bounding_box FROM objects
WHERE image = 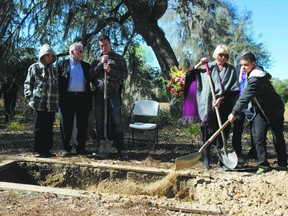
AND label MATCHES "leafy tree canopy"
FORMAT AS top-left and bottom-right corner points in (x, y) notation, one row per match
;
(0, 0), (279, 102)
